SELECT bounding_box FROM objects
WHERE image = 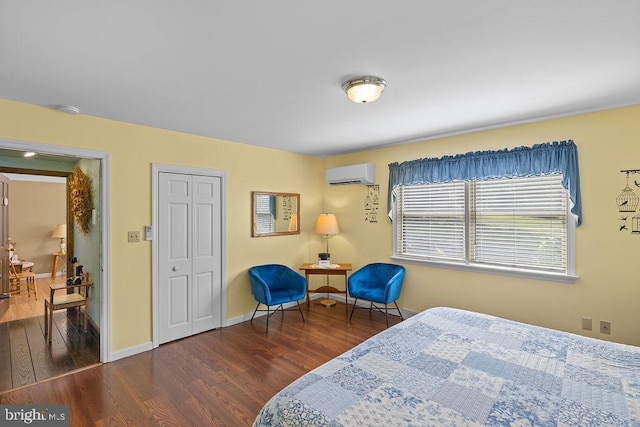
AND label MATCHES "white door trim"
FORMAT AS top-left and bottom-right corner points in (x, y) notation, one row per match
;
(151, 163), (227, 348)
(0, 137), (111, 363)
